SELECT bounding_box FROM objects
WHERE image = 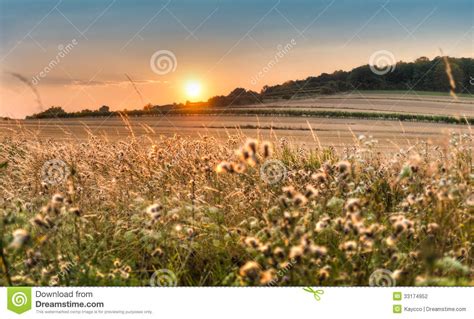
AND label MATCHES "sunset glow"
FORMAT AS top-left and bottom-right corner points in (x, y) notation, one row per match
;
(185, 81), (202, 101)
